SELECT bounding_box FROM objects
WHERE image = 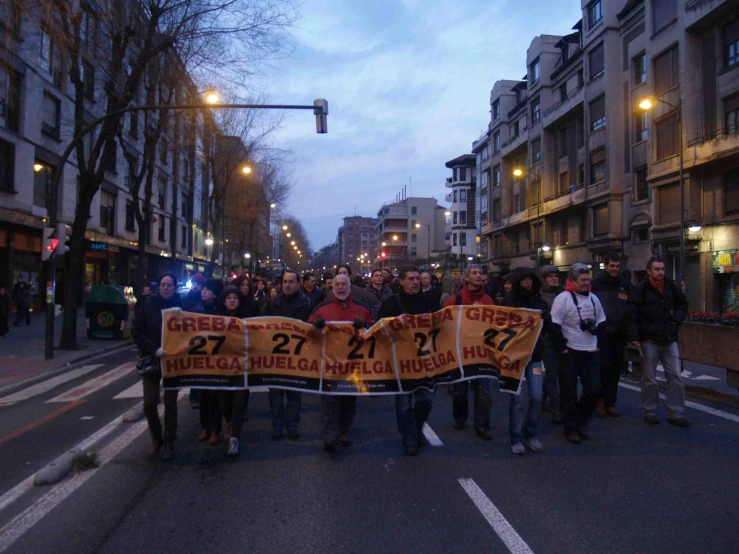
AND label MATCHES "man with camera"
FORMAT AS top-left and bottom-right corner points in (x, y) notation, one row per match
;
(550, 264), (606, 444)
